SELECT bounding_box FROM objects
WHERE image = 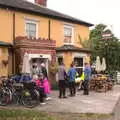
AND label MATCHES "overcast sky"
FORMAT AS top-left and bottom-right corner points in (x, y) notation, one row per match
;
(28, 0), (120, 38)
